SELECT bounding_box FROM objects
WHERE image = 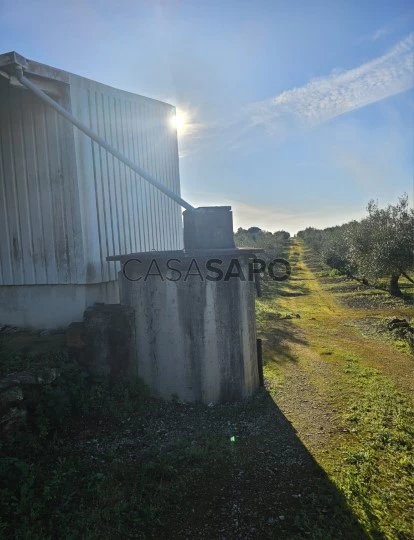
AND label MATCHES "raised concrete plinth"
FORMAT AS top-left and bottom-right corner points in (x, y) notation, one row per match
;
(118, 250), (260, 404)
